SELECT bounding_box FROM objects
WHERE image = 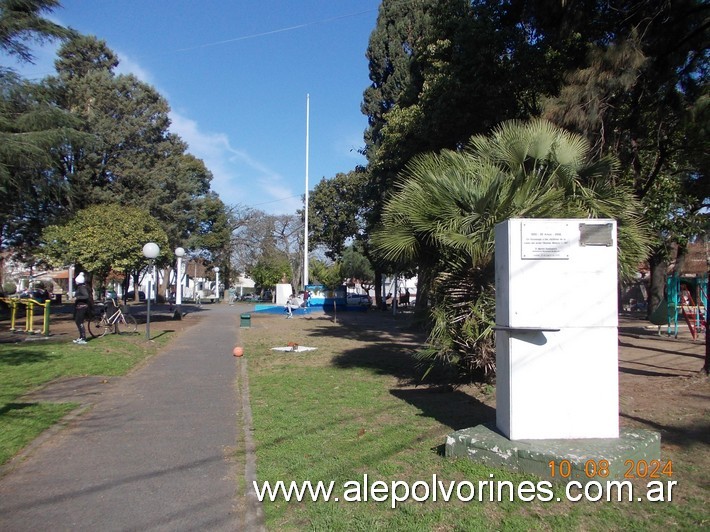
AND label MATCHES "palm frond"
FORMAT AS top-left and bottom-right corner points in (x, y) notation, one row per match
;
(372, 119), (650, 383)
